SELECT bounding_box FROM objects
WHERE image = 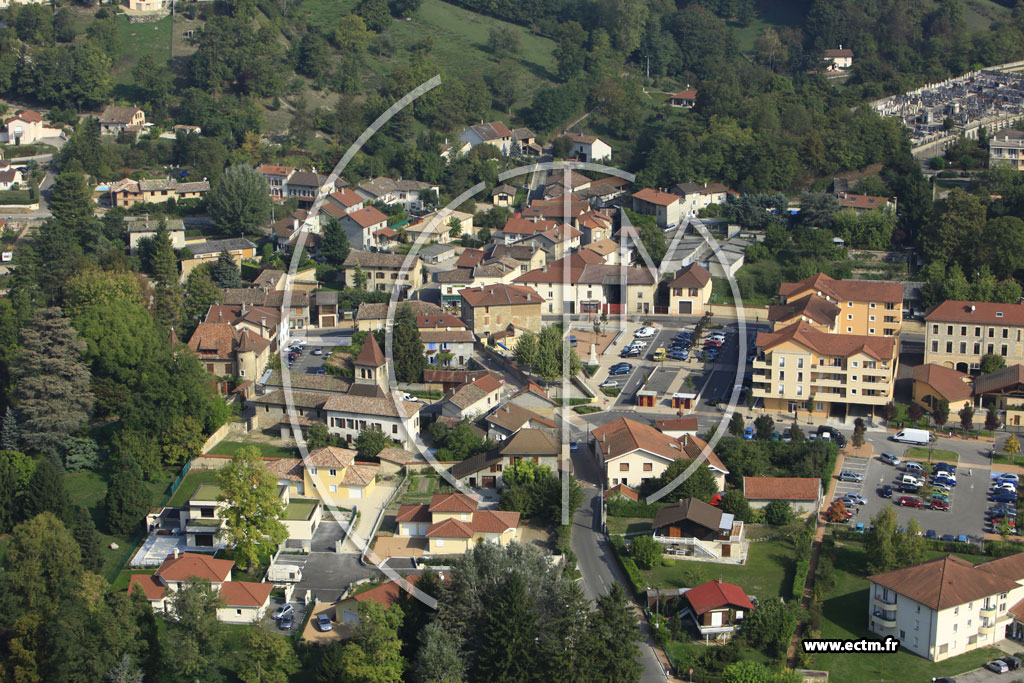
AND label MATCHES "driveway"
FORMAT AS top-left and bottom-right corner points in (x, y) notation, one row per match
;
(293, 552), (375, 604)
(339, 478), (399, 553)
